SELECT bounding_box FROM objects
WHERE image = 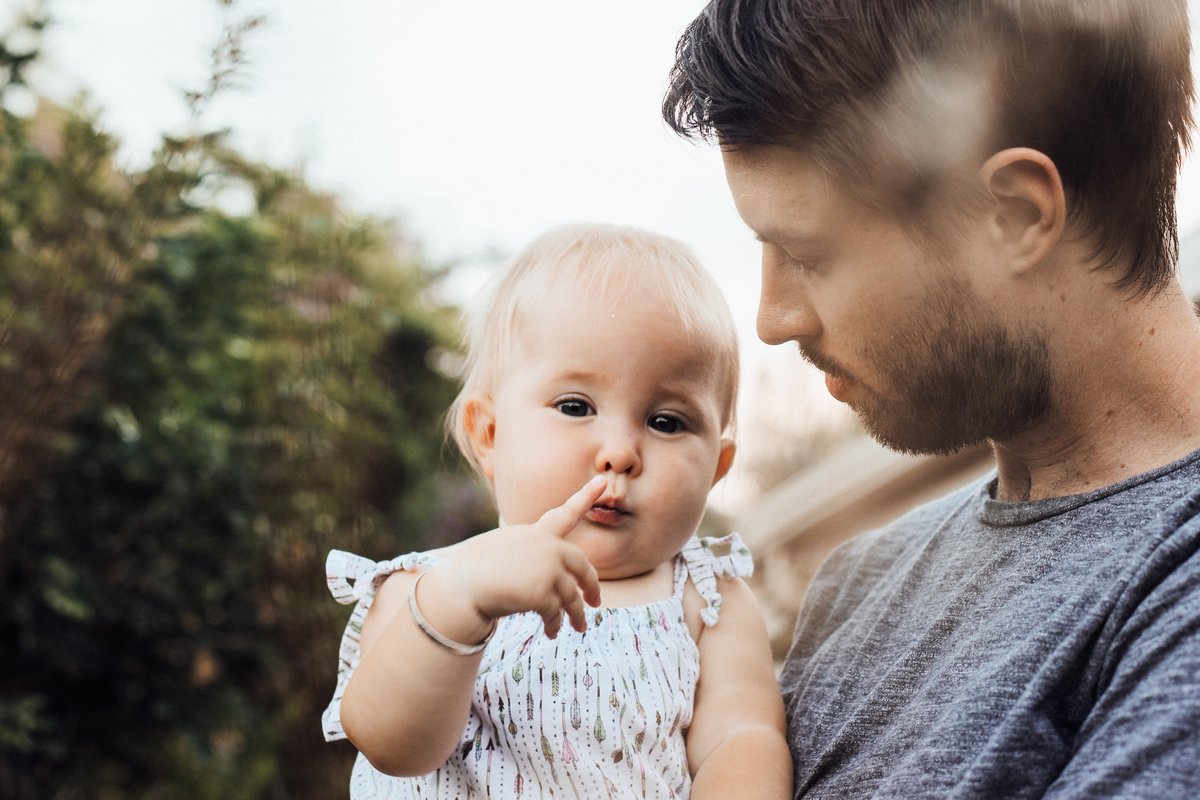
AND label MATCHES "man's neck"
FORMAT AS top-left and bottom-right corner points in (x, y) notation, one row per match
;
(990, 284), (1200, 502)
